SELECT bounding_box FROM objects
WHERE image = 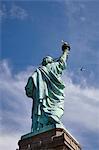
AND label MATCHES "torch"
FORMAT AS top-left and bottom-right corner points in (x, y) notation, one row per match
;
(61, 40), (70, 51)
